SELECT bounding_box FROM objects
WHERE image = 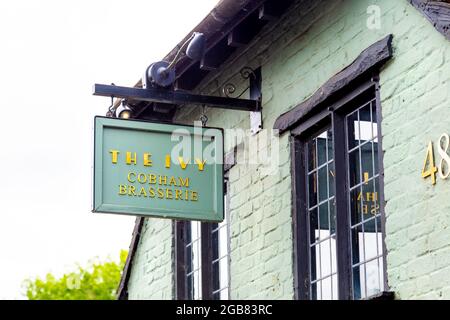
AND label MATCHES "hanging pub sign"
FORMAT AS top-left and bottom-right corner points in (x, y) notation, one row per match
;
(92, 117), (224, 222)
